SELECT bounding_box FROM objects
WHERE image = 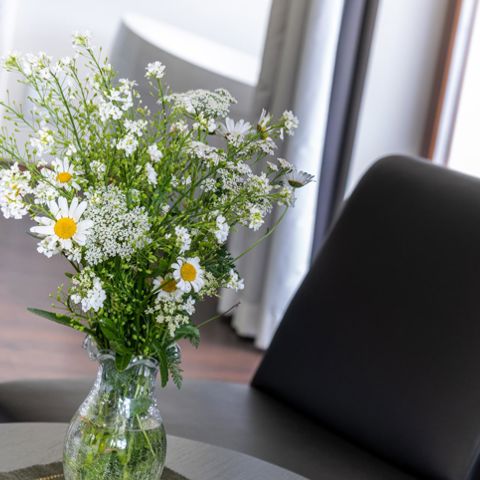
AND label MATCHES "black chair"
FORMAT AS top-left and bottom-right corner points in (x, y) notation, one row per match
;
(2, 156), (480, 480)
